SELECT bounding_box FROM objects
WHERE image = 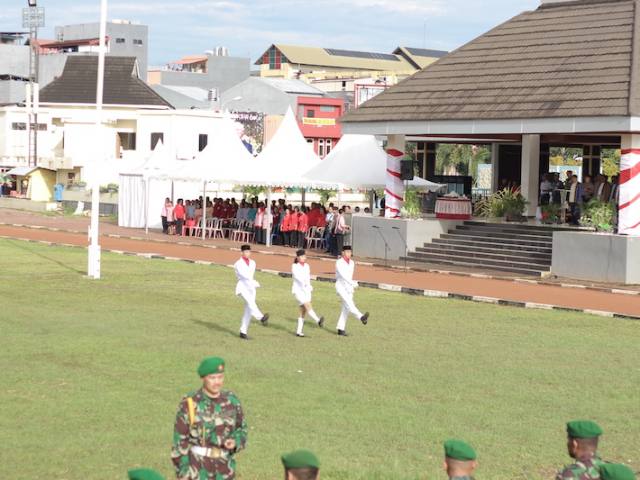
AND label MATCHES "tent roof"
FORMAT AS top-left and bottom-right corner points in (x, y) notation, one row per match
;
(303, 134), (446, 191)
(121, 140), (174, 177)
(245, 108), (325, 188)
